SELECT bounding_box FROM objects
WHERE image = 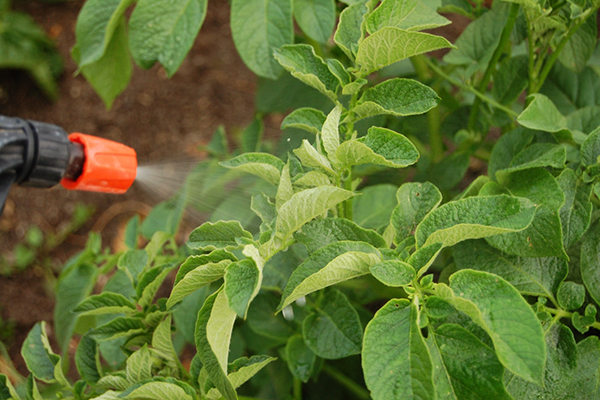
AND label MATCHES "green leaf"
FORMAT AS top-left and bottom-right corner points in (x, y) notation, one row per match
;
(557, 168), (592, 249)
(443, 3), (510, 77)
(366, 0), (450, 33)
(562, 336), (600, 399)
(407, 242), (443, 277)
(495, 143), (567, 179)
(54, 263), (97, 353)
(370, 260), (415, 286)
(274, 44), (340, 102)
(0, 374), (19, 400)
(437, 270), (546, 385)
(302, 289), (363, 359)
(493, 55), (529, 105)
(195, 289), (237, 400)
(74, 0), (133, 67)
(281, 108), (326, 135)
(175, 250), (238, 286)
(88, 317), (146, 341)
(75, 334), (101, 384)
(188, 221), (254, 251)
(356, 27), (453, 76)
(128, 0), (208, 76)
(557, 281), (585, 310)
(294, 0), (336, 43)
(362, 299), (435, 400)
(294, 171), (332, 187)
(336, 126), (419, 168)
(74, 292), (136, 316)
(137, 264), (174, 308)
(427, 323), (512, 400)
(488, 127), (535, 181)
(350, 78), (440, 121)
(558, 15), (597, 73)
(353, 184), (399, 230)
(97, 375), (129, 391)
(539, 64), (600, 115)
(293, 140), (335, 175)
(230, 0), (293, 79)
(279, 241), (381, 310)
(251, 193), (277, 224)
(241, 115), (264, 153)
(580, 221), (600, 306)
(321, 104), (343, 162)
(276, 186), (354, 238)
(294, 217), (386, 252)
(566, 106), (600, 135)
(21, 322), (60, 383)
(205, 356), (277, 399)
(334, 1), (368, 60)
(72, 19), (132, 109)
(454, 239), (567, 298)
(581, 128), (600, 167)
(247, 293), (296, 341)
(391, 181), (442, 243)
(126, 345), (152, 384)
(118, 249), (148, 282)
(124, 215), (140, 249)
(121, 382), (193, 400)
(285, 335), (316, 383)
(415, 195), (536, 249)
(220, 153), (285, 185)
(276, 163), (294, 211)
(225, 257), (262, 318)
(517, 94), (568, 133)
